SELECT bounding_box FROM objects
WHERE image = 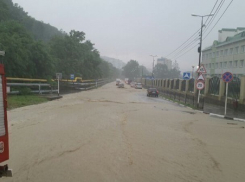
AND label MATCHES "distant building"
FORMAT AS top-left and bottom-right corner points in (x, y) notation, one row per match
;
(101, 56), (126, 69)
(157, 57), (172, 70)
(202, 27), (245, 77)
